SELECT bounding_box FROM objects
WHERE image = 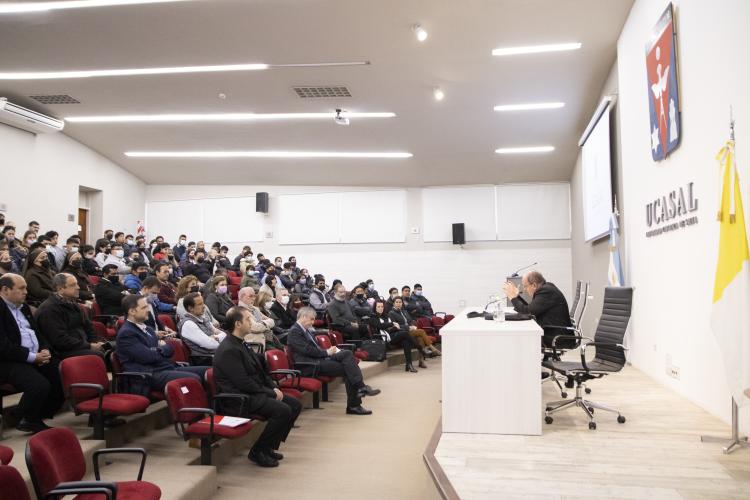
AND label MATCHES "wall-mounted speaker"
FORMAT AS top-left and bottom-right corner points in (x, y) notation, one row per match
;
(452, 223), (465, 245)
(256, 192), (269, 213)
